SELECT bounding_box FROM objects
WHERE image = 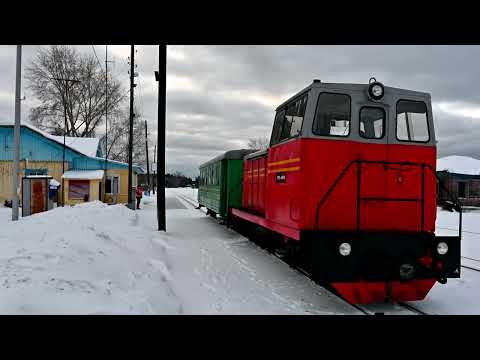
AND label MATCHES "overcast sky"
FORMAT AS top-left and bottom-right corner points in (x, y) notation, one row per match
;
(1, 45), (480, 177)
